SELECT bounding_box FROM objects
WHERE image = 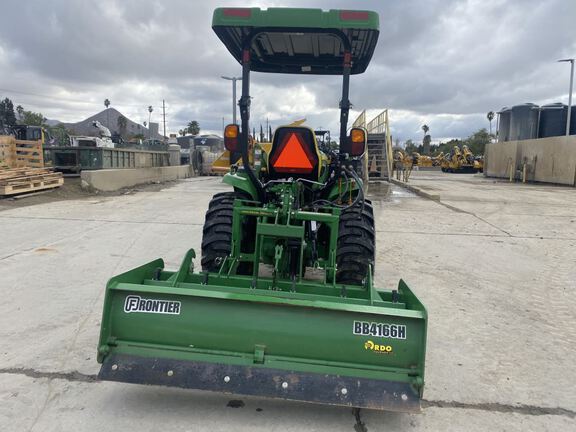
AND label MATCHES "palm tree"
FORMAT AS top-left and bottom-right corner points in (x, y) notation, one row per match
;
(117, 115), (127, 137)
(487, 111), (495, 137)
(147, 106), (153, 139)
(104, 99), (111, 128)
(421, 124), (430, 154)
(187, 120), (200, 136)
